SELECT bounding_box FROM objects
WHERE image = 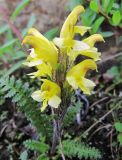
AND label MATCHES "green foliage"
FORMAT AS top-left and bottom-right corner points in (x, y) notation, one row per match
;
(115, 122), (122, 145)
(63, 100), (82, 127)
(3, 60), (25, 78)
(20, 151), (28, 160)
(69, 0), (122, 37)
(107, 66), (121, 82)
(100, 31), (114, 37)
(0, 86), (5, 105)
(60, 139), (101, 159)
(22, 13), (36, 36)
(11, 0), (30, 21)
(68, 0), (84, 10)
(92, 16), (104, 34)
(112, 10), (121, 26)
(118, 133), (122, 145)
(24, 136), (49, 160)
(90, 0), (99, 12)
(0, 39), (17, 56)
(37, 155), (49, 160)
(0, 25), (9, 34)
(115, 122), (122, 132)
(102, 0), (114, 13)
(24, 137), (49, 153)
(0, 76), (51, 134)
(44, 27), (59, 40)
